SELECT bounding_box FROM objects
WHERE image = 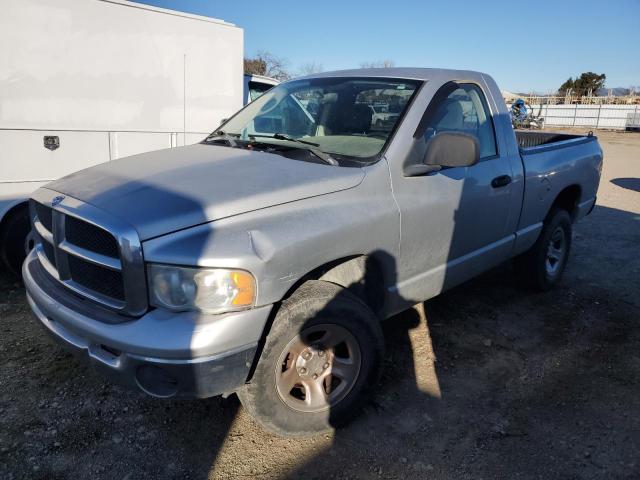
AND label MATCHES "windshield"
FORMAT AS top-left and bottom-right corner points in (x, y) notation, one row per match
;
(218, 77), (422, 162)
